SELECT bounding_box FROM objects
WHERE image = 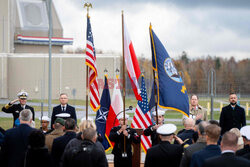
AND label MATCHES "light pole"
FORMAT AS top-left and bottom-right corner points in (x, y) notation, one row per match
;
(48, 0), (53, 118)
(209, 68), (216, 120)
